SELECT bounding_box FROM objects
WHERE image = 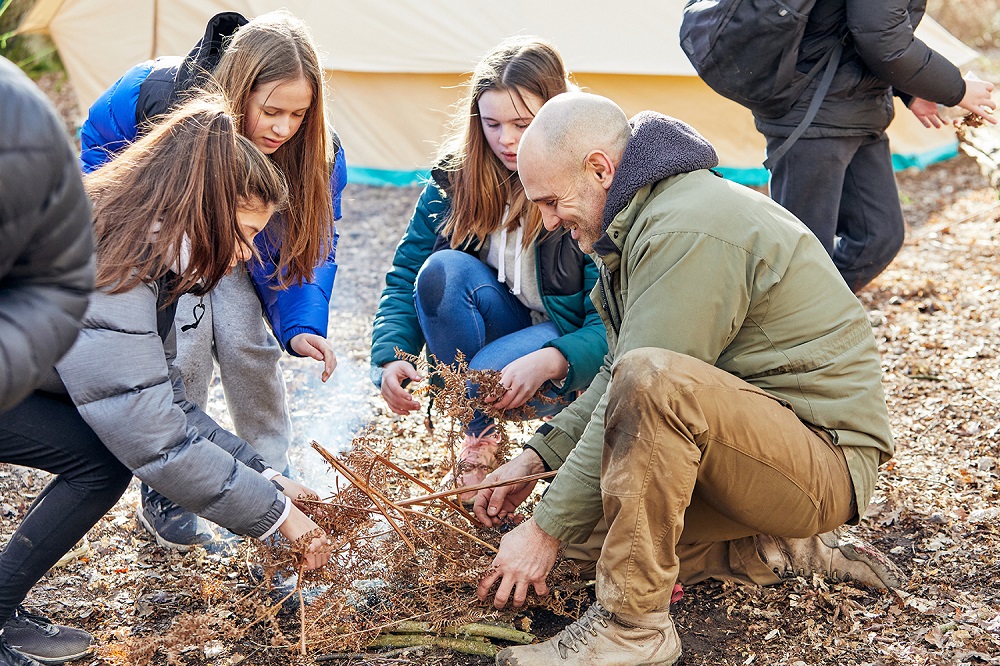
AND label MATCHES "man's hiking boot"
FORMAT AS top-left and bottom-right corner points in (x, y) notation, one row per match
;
(1, 607), (92, 664)
(138, 485), (214, 550)
(495, 600), (681, 665)
(0, 637), (41, 666)
(756, 529), (904, 590)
